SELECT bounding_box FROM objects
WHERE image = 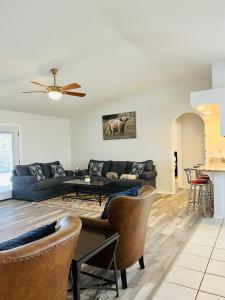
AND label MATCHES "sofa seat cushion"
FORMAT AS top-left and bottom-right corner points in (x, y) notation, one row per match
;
(59, 176), (76, 182)
(113, 178), (142, 189)
(31, 178), (65, 191)
(110, 161), (128, 177)
(39, 161), (60, 178)
(101, 186), (139, 219)
(0, 221), (56, 251)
